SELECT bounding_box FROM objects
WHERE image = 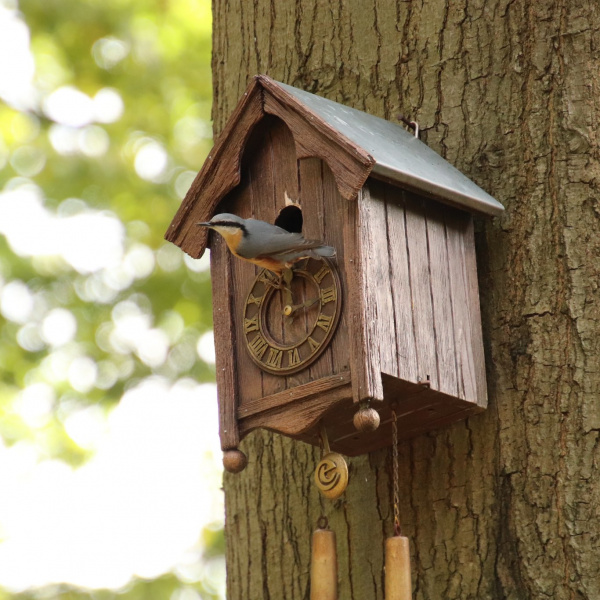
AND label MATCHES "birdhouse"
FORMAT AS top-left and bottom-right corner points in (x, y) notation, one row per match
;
(165, 75), (503, 471)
